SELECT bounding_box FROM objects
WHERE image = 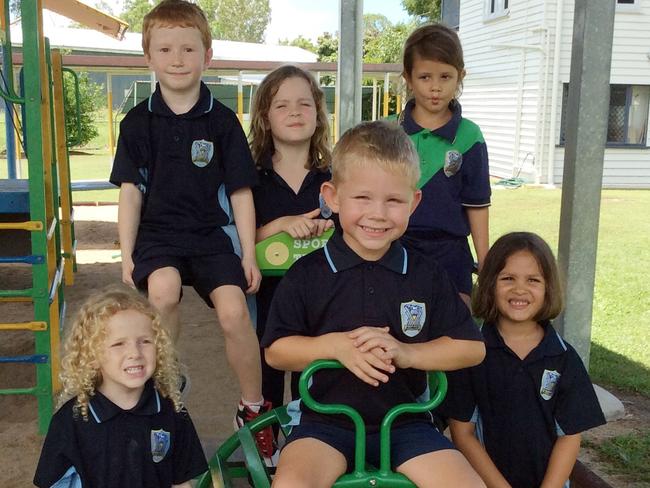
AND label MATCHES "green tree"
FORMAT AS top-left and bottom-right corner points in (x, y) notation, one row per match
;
(316, 32), (338, 63)
(402, 0), (441, 23)
(63, 72), (105, 148)
(119, 0), (271, 42)
(363, 14), (414, 63)
(204, 0), (271, 43)
(279, 35), (317, 54)
(120, 0), (154, 33)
